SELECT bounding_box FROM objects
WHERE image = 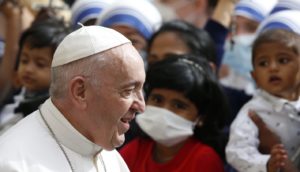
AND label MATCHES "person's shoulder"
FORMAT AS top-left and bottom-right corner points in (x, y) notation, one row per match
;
(191, 140), (219, 155)
(232, 91), (269, 121)
(120, 137), (152, 152)
(102, 149), (130, 172)
(0, 111), (44, 151)
(188, 140), (224, 168)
